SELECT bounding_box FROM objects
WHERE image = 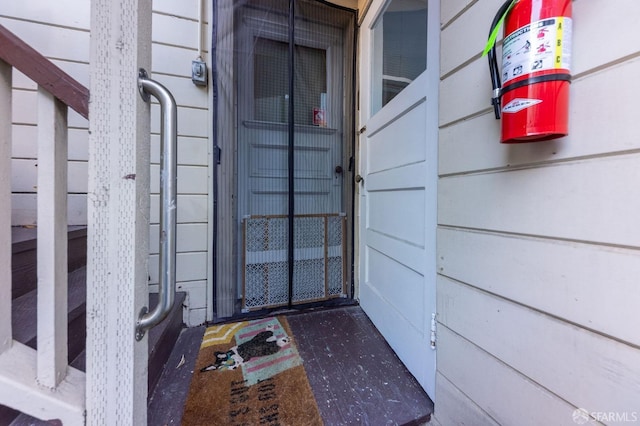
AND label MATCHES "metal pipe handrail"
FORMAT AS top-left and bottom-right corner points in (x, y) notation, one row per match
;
(136, 69), (177, 341)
